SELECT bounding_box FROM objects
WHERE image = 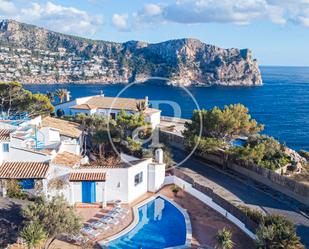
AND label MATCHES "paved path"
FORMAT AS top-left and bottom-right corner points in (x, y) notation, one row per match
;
(171, 148), (309, 247)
